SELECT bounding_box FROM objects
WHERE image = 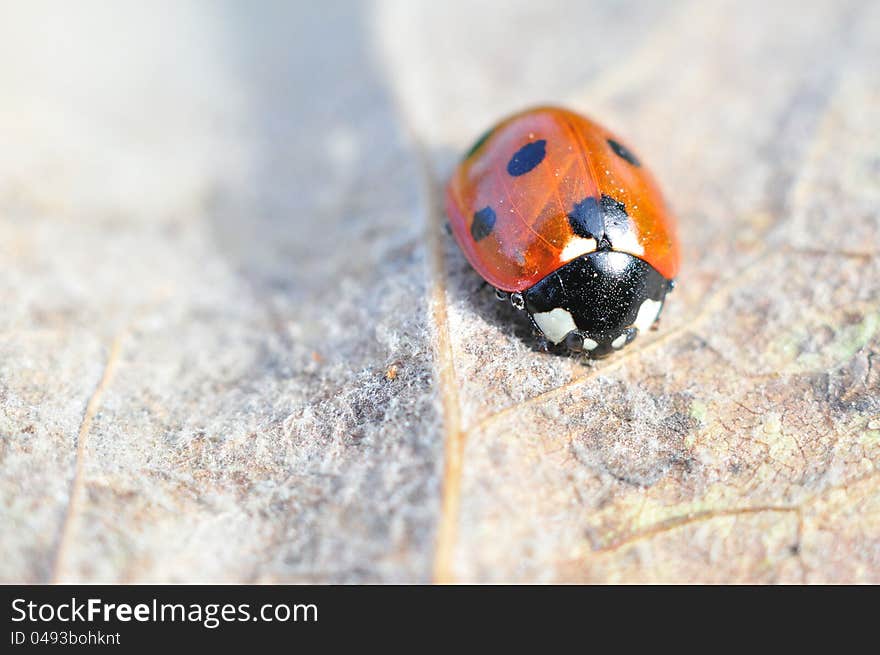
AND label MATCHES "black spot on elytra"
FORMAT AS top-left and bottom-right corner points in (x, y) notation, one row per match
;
(507, 140), (546, 176)
(567, 194), (630, 249)
(471, 206), (496, 241)
(568, 197), (603, 240)
(465, 126), (494, 160)
(607, 138), (640, 166)
(599, 195), (629, 235)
